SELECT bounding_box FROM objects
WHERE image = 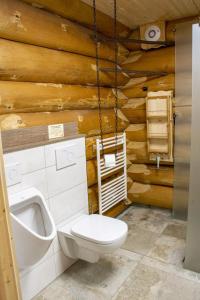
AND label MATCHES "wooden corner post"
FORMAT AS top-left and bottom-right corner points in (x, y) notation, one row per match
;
(0, 132), (21, 300)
